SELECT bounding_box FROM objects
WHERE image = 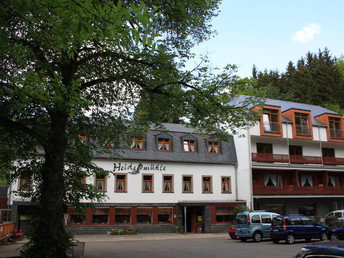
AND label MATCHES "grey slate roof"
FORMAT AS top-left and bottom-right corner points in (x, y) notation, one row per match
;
(96, 123), (237, 165)
(232, 95), (340, 127)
